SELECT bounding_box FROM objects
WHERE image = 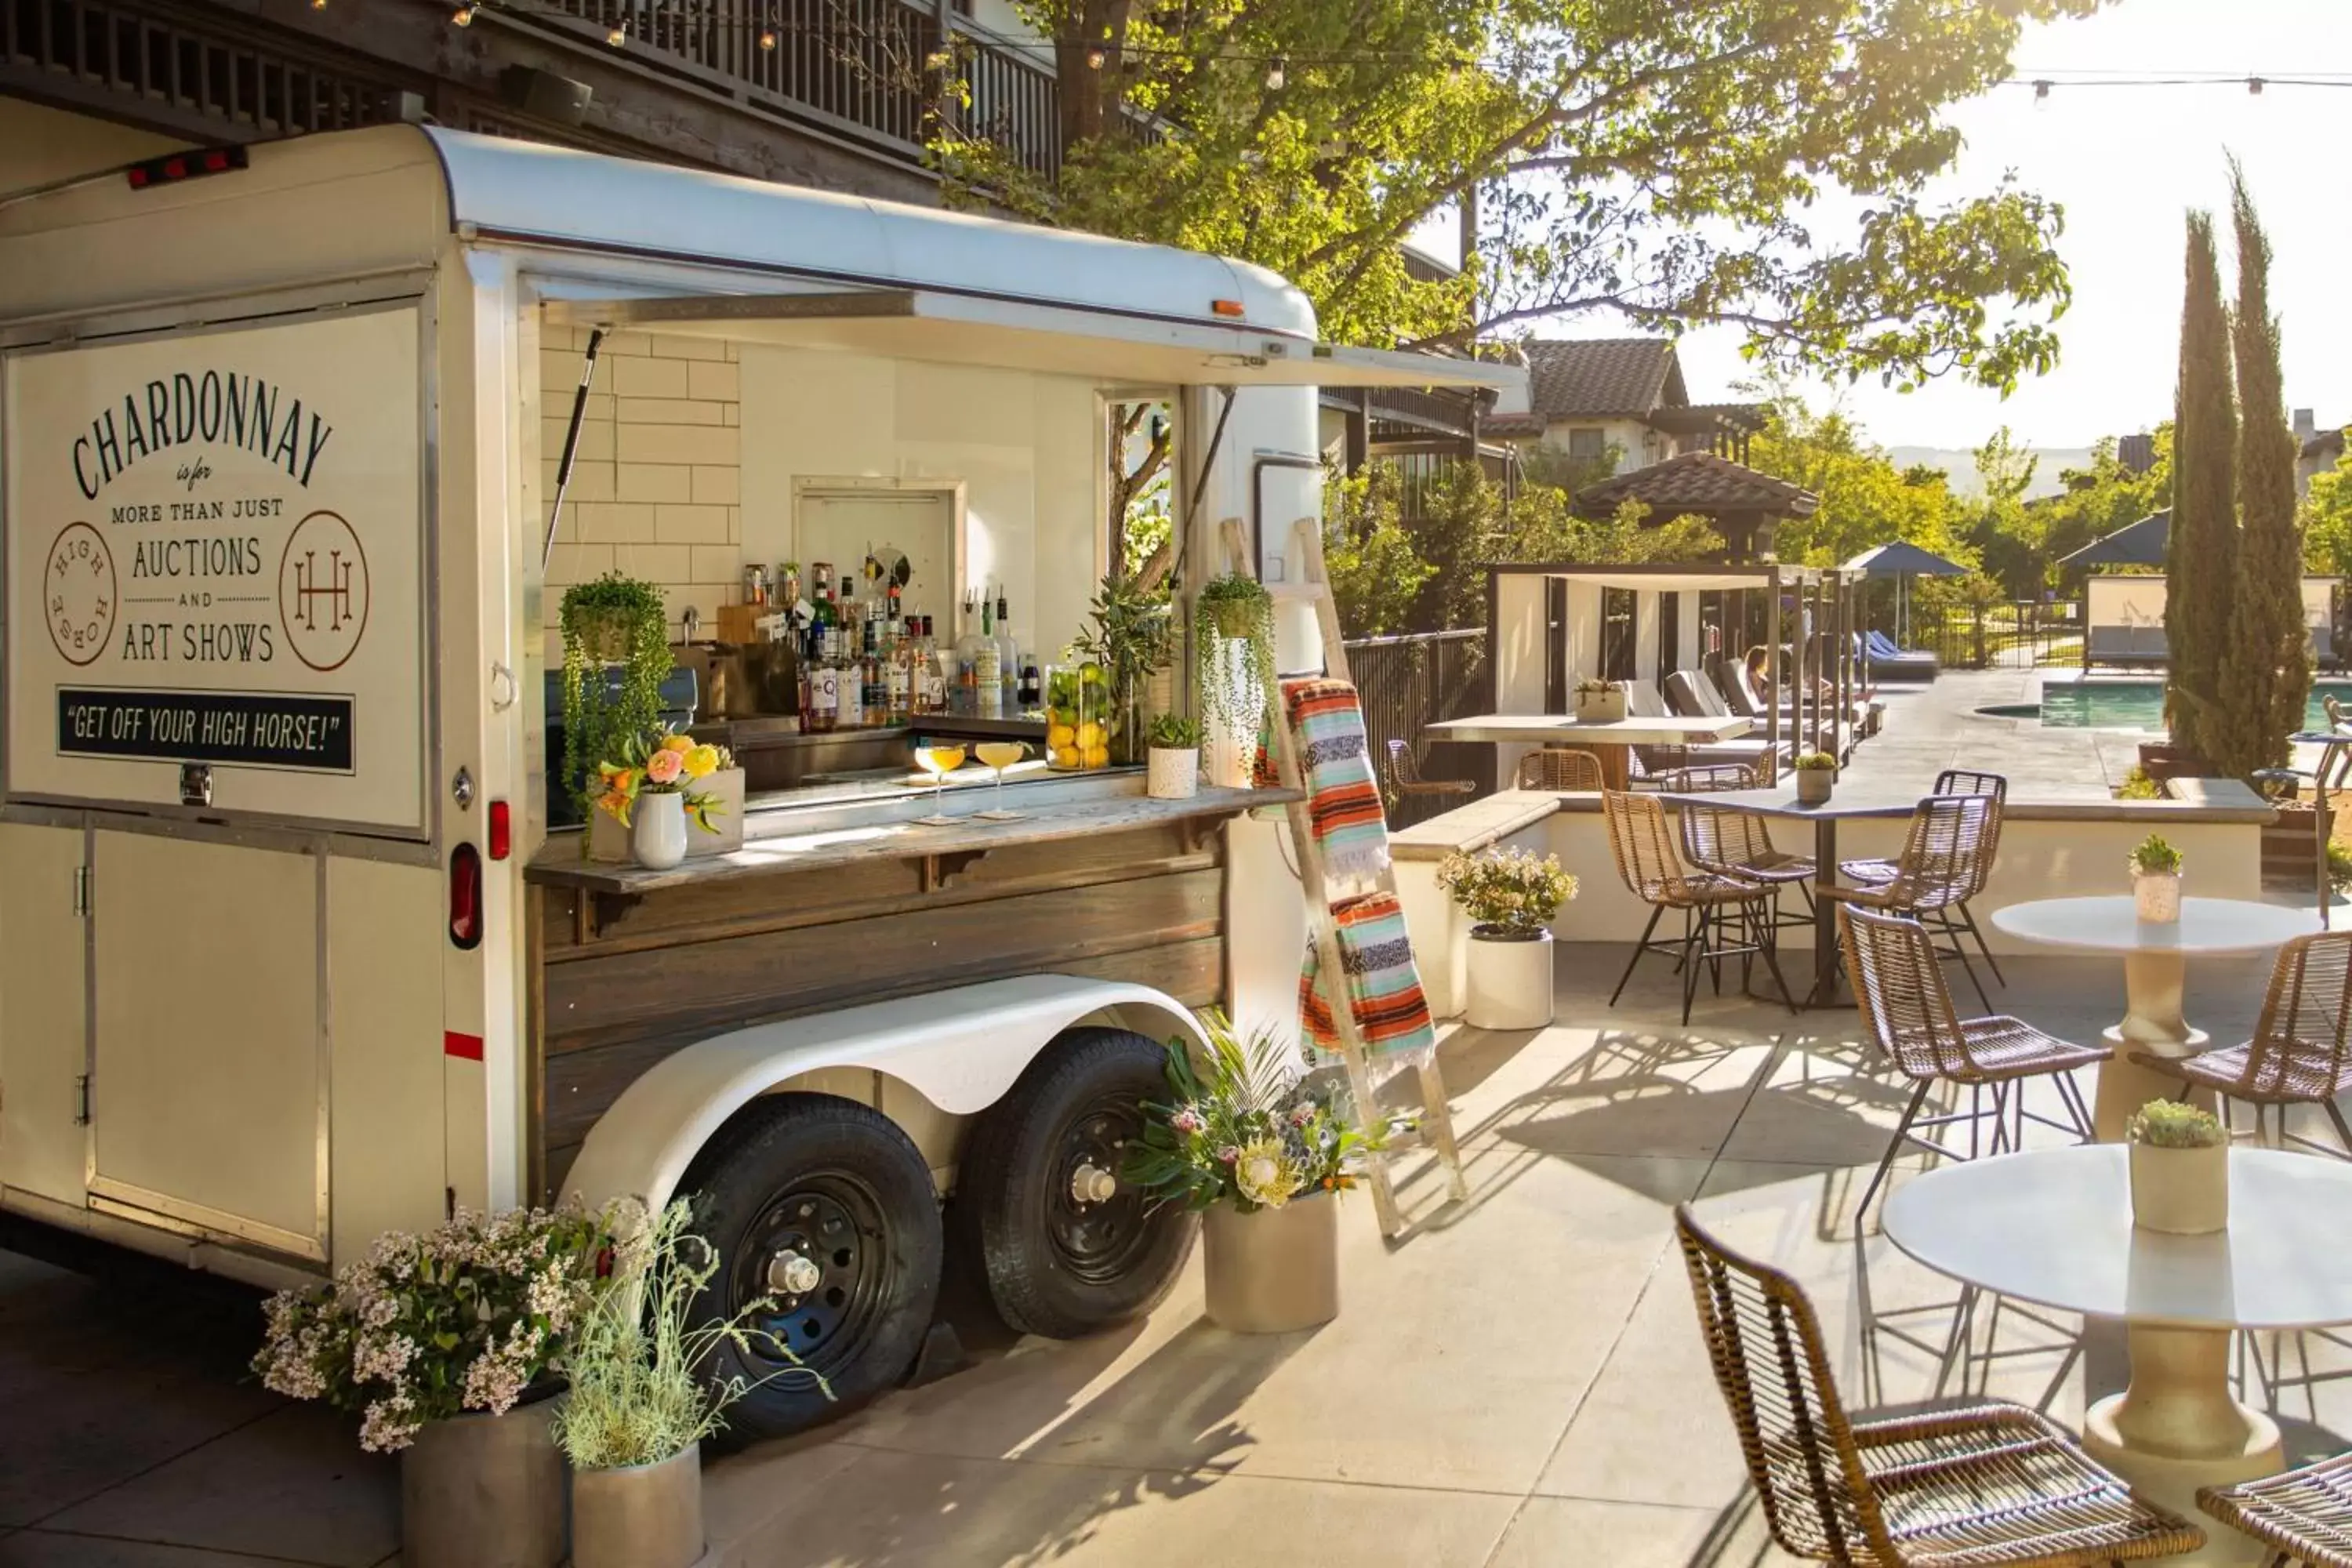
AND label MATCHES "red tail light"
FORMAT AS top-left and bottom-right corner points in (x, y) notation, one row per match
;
(487, 799), (512, 862)
(449, 843), (484, 950)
